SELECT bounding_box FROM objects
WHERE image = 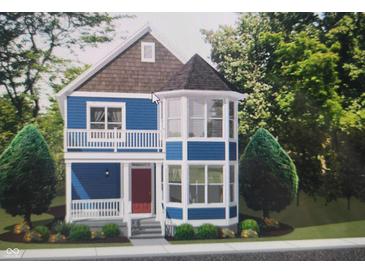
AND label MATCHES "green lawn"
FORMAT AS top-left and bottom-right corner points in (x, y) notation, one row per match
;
(2, 192), (365, 249)
(0, 195), (131, 250)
